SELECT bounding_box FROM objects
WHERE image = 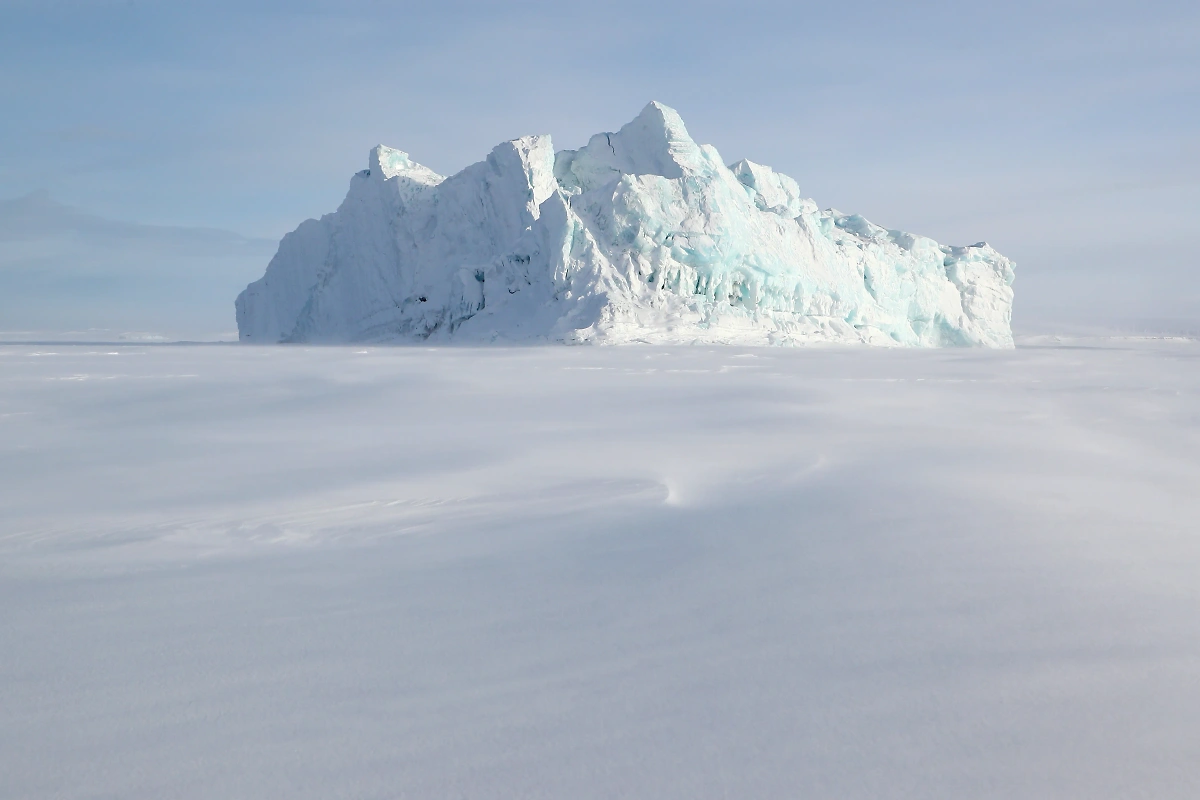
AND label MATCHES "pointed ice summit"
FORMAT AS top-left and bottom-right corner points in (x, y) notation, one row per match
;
(237, 102), (1014, 346)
